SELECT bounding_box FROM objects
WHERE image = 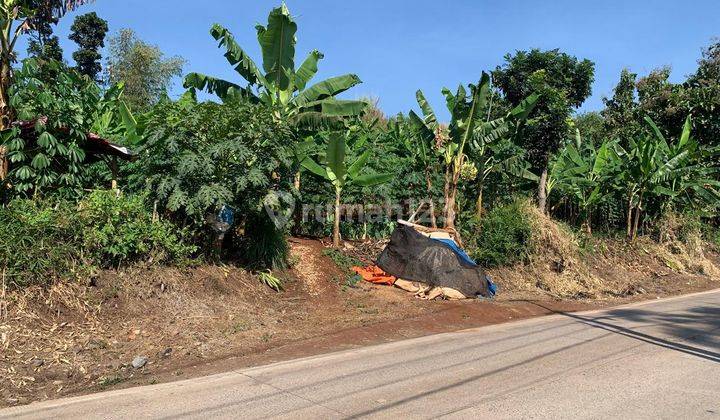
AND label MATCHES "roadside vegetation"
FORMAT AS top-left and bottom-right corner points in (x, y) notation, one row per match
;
(0, 3), (716, 290)
(0, 1), (718, 408)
